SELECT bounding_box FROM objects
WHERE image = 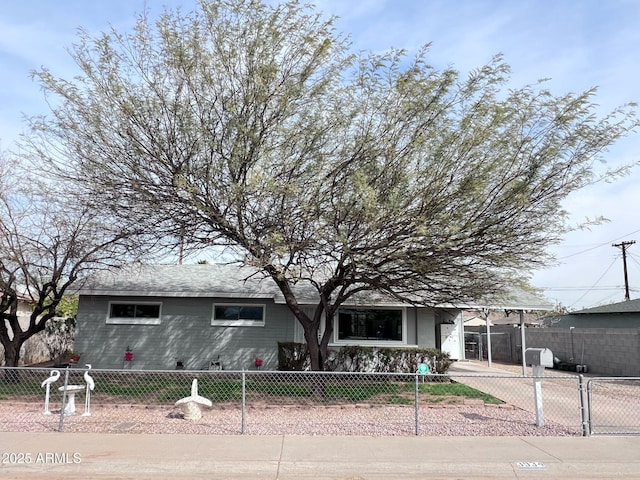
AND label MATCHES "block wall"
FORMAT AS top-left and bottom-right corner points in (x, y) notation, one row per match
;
(465, 325), (640, 376)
